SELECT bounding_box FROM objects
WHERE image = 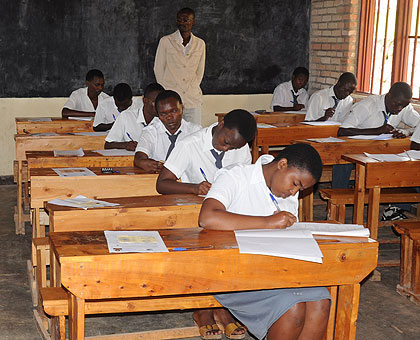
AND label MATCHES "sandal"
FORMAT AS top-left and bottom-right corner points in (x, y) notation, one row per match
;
(217, 321), (247, 340)
(194, 322), (222, 340)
